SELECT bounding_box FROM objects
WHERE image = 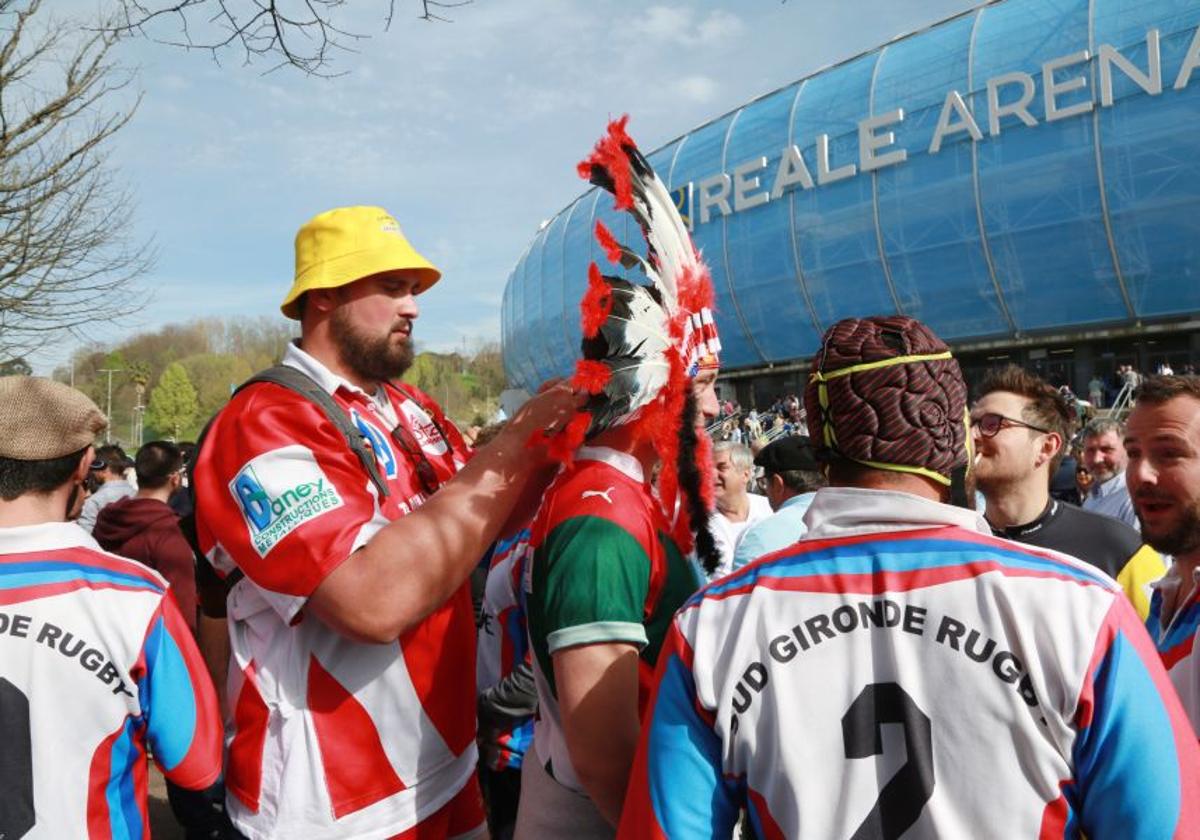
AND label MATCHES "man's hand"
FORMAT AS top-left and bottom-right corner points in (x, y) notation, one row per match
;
(501, 381), (584, 447)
